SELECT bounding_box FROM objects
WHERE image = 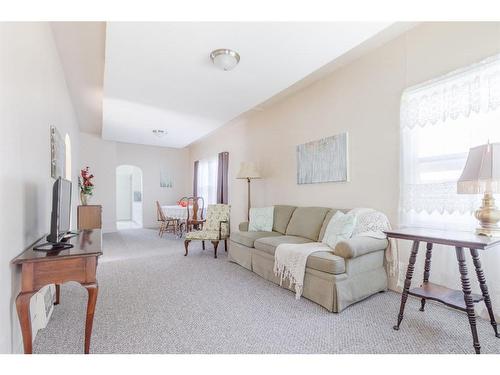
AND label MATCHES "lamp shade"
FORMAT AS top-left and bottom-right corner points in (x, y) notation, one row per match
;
(236, 162), (261, 179)
(457, 143), (500, 194)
